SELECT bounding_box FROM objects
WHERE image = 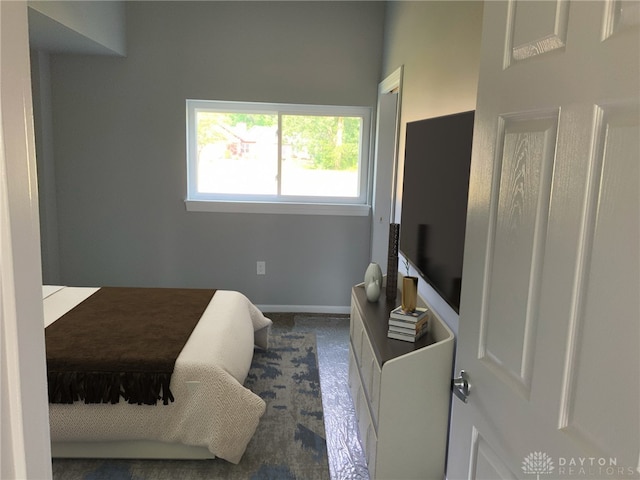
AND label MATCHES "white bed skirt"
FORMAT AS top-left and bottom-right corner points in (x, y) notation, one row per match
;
(51, 440), (215, 460)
